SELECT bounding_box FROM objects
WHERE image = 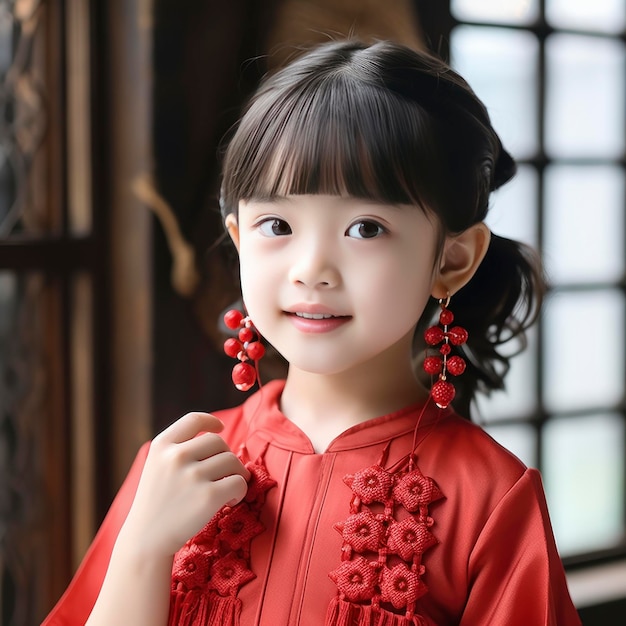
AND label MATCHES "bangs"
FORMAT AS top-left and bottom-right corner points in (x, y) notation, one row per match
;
(221, 71), (445, 215)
